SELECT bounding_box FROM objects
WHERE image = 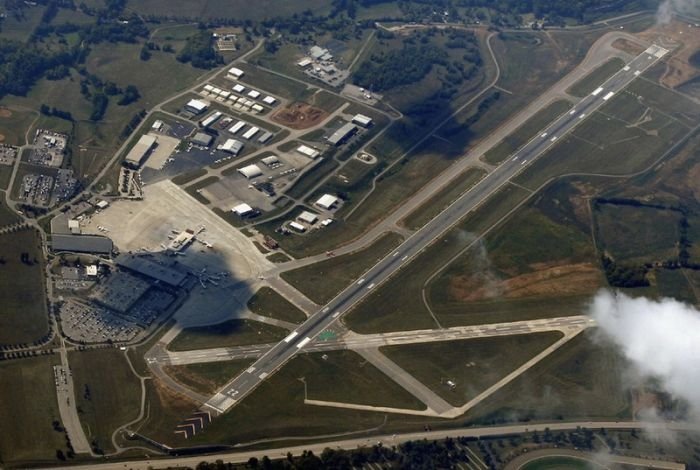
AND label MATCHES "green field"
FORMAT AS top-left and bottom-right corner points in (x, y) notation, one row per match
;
(247, 287), (307, 324)
(0, 228), (49, 345)
(567, 58), (626, 97)
(466, 330), (631, 424)
(0, 195), (20, 227)
(0, 355), (66, 466)
(382, 332), (563, 407)
(522, 456), (603, 470)
(164, 359), (253, 395)
(401, 167), (487, 230)
(0, 107), (38, 146)
(281, 232), (404, 304)
(483, 100), (573, 165)
(168, 319), (289, 352)
(594, 204), (681, 264)
(69, 350), (141, 454)
(171, 168), (207, 186)
(127, 0), (333, 20)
